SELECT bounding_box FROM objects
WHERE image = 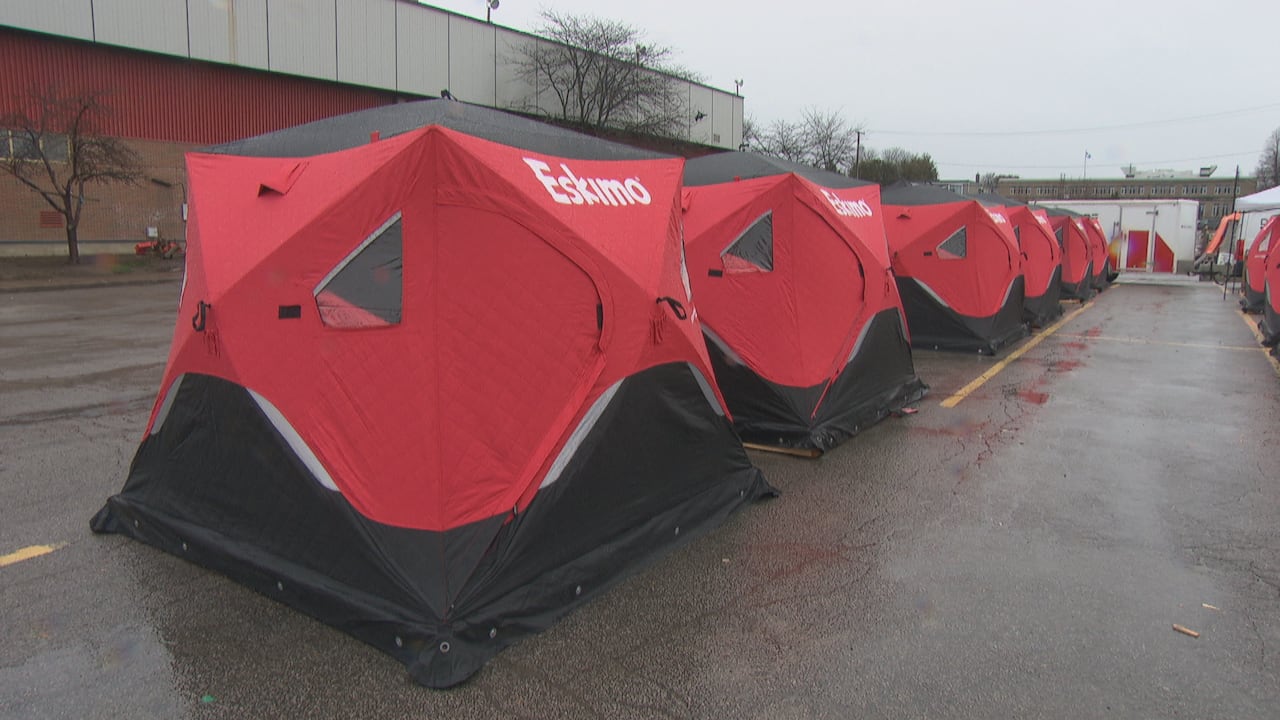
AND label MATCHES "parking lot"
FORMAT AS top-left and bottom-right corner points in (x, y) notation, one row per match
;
(2, 277), (1278, 719)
